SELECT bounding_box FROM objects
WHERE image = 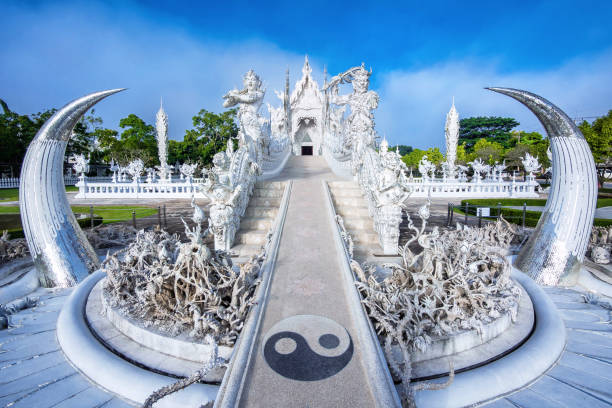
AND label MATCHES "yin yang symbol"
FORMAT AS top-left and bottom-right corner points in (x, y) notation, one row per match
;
(262, 315), (353, 381)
